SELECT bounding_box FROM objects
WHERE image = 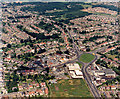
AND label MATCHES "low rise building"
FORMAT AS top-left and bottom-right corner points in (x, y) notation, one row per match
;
(104, 69), (116, 77)
(94, 70), (105, 76)
(67, 63), (83, 78)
